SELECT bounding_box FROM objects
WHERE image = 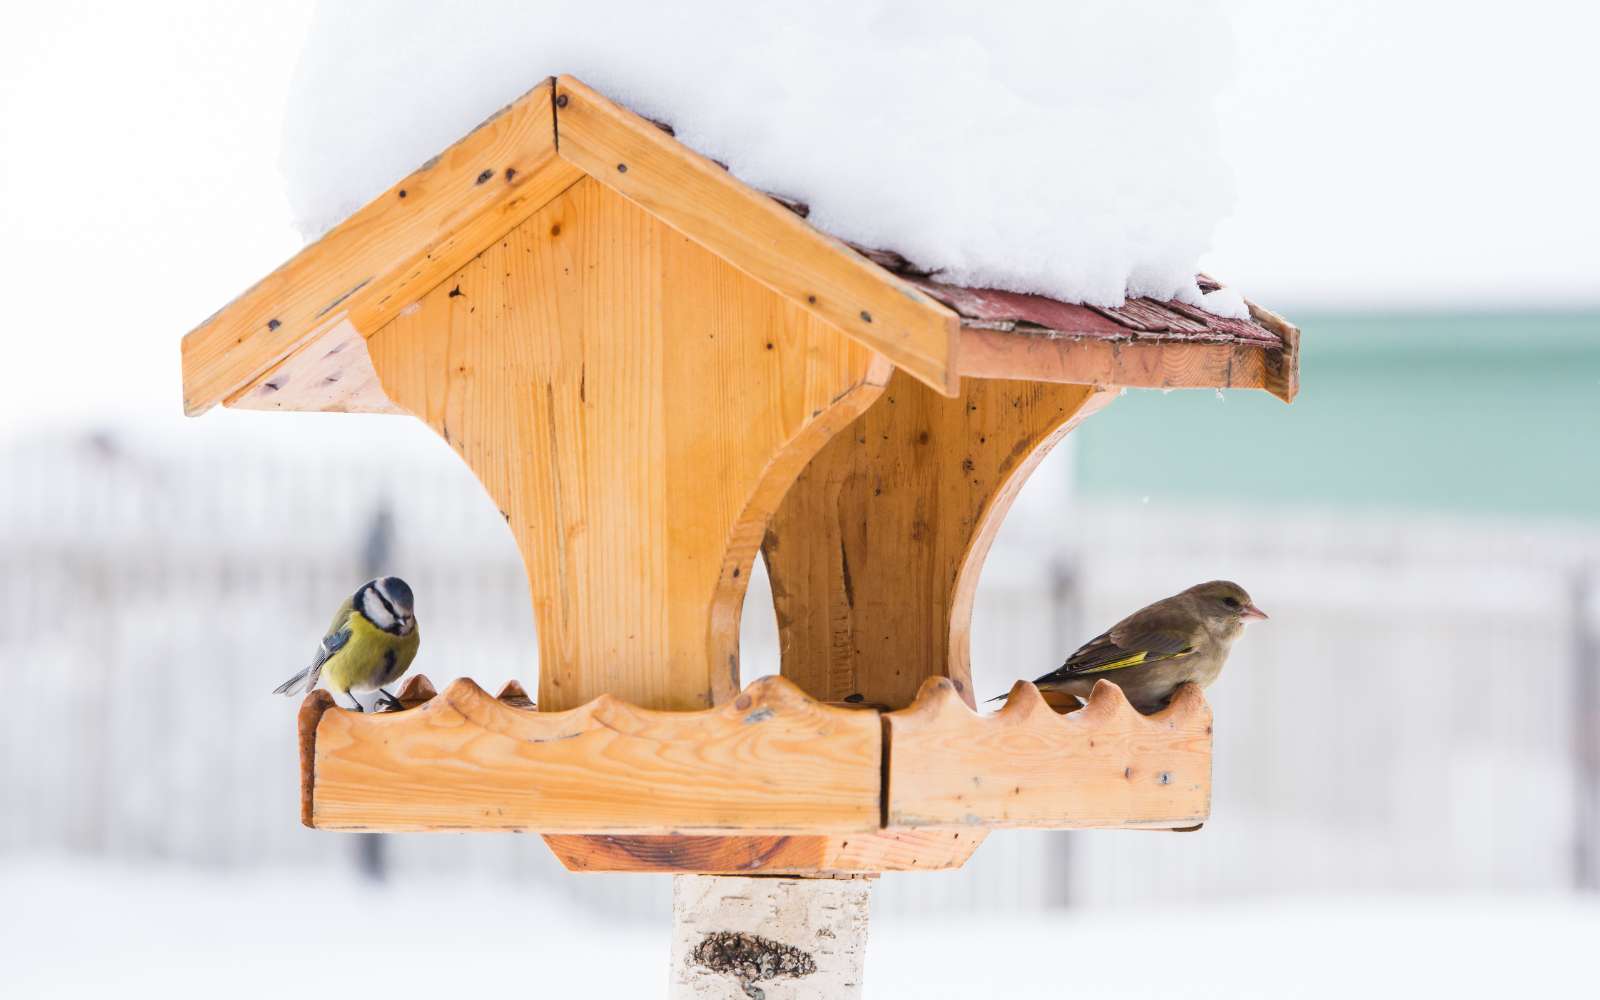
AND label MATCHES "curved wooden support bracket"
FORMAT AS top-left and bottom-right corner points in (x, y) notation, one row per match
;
(762, 372), (1113, 709)
(366, 176), (889, 711)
